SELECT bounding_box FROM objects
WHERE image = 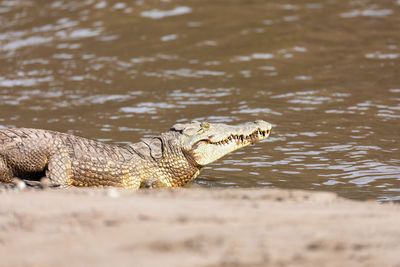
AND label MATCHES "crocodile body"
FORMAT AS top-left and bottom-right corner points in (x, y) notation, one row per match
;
(0, 120), (271, 189)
